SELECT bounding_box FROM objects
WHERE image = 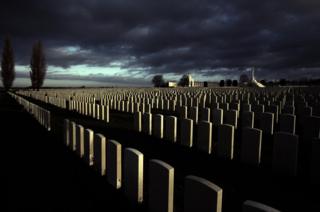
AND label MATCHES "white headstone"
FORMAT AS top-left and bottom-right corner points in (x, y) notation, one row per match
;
(241, 111), (254, 128)
(96, 104), (100, 120)
(88, 103), (92, 116)
(225, 110), (238, 129)
(266, 105), (279, 123)
(184, 175), (223, 212)
(212, 108), (223, 126)
(272, 132), (299, 176)
(211, 102), (219, 110)
(180, 106), (188, 119)
(76, 124), (84, 157)
(64, 119), (70, 146)
(230, 102), (240, 112)
(134, 112), (142, 132)
(190, 106), (199, 124)
(279, 114), (296, 134)
(142, 113), (152, 135)
(153, 114), (164, 139)
(134, 102), (140, 113)
(107, 139), (122, 189)
(149, 159), (174, 212)
(70, 121), (76, 151)
(84, 128), (94, 166)
(165, 116), (177, 142)
(105, 105), (110, 123)
(180, 118), (193, 147)
(123, 148), (144, 203)
(145, 104), (151, 114)
(282, 106), (295, 115)
(129, 102), (134, 113)
(260, 112), (274, 135)
(241, 127), (262, 166)
(200, 107), (210, 122)
(242, 104), (251, 112)
(216, 124), (234, 160)
(196, 121), (212, 154)
(140, 103), (145, 114)
(94, 133), (106, 176)
(252, 104), (264, 123)
(91, 103), (96, 118)
(220, 103), (229, 112)
(100, 105), (105, 121)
